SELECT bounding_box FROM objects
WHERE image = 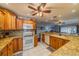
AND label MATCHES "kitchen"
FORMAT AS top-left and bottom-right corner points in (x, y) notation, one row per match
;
(0, 3), (79, 56)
